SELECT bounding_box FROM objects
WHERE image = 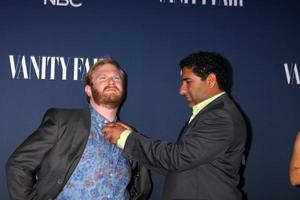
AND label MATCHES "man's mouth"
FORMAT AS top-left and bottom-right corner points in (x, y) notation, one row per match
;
(184, 95), (191, 101)
(104, 87), (119, 92)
